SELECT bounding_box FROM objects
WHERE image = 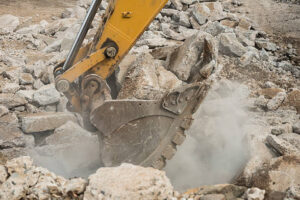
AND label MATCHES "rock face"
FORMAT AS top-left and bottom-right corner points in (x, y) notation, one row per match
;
(166, 31), (218, 81)
(218, 33), (247, 57)
(267, 92), (286, 111)
(29, 121), (101, 178)
(20, 112), (77, 133)
(33, 84), (61, 106)
(244, 188), (265, 200)
(0, 93), (27, 109)
(0, 156), (87, 199)
(84, 163), (174, 200)
(266, 134), (299, 156)
(249, 155), (300, 200)
(118, 53), (183, 100)
(0, 14), (19, 33)
(182, 184), (247, 199)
